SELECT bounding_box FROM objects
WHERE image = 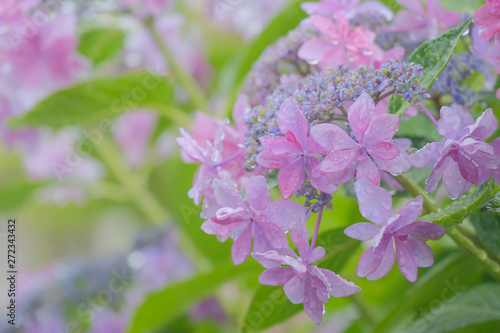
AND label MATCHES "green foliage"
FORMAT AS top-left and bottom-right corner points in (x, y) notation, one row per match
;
(127, 261), (259, 333)
(241, 228), (359, 331)
(0, 181), (44, 212)
(421, 178), (495, 228)
(471, 213), (500, 256)
(77, 28), (126, 66)
(404, 283), (500, 333)
(8, 71), (174, 129)
(389, 18), (473, 115)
